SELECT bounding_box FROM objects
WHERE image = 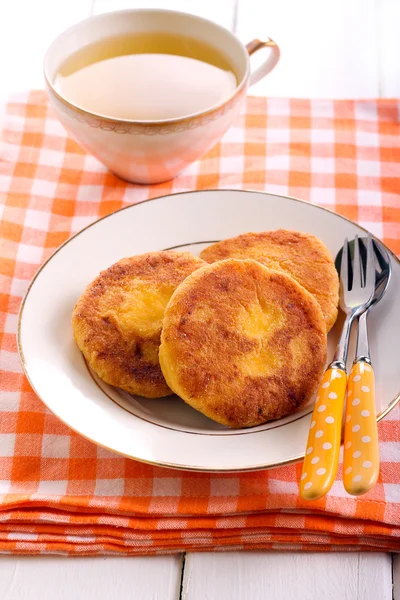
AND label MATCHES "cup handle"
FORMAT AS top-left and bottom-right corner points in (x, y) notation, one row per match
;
(246, 38), (280, 87)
